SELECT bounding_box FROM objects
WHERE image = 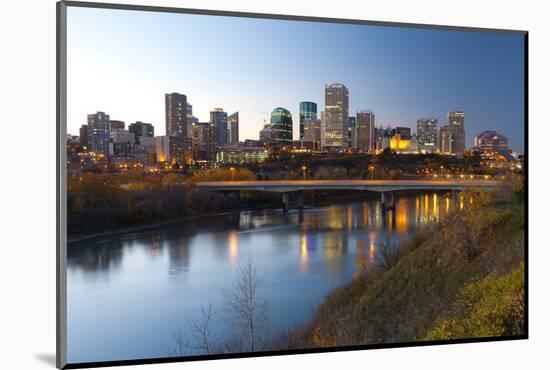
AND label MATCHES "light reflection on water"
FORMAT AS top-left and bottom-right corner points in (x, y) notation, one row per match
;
(67, 192), (460, 363)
